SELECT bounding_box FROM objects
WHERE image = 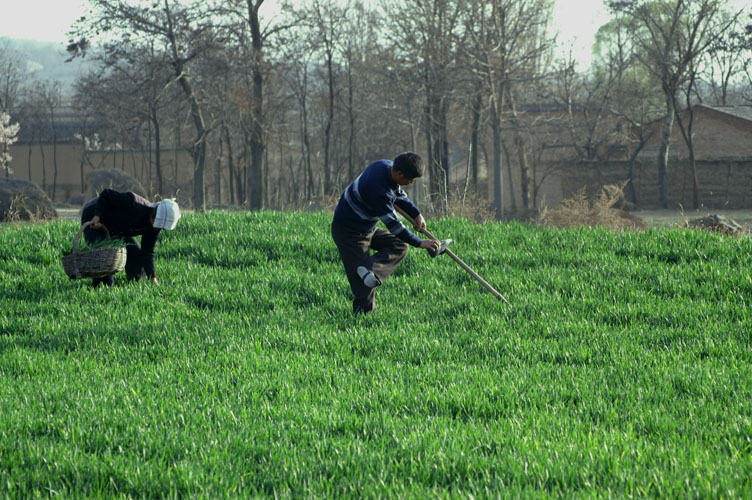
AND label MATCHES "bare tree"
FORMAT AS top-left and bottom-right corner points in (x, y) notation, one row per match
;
(14, 87), (44, 183)
(69, 0), (216, 210)
(76, 41), (176, 197)
(742, 16), (752, 105)
(0, 41), (24, 115)
(555, 58), (621, 162)
(238, 0), (267, 210)
(307, 0), (345, 196)
(212, 0), (296, 210)
(387, 0), (464, 212)
(703, 11), (750, 106)
(338, 1), (379, 185)
(280, 37), (315, 202)
(590, 9), (662, 205)
(465, 0), (554, 217)
(609, 0), (741, 208)
(41, 82), (63, 200)
(671, 59), (701, 208)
